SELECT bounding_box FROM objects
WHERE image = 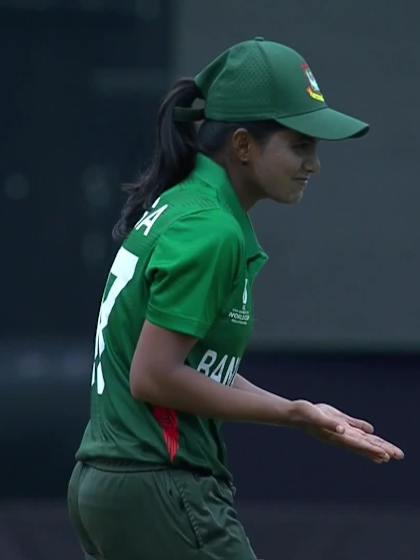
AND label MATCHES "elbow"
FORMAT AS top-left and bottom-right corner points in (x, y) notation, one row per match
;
(130, 365), (154, 402)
